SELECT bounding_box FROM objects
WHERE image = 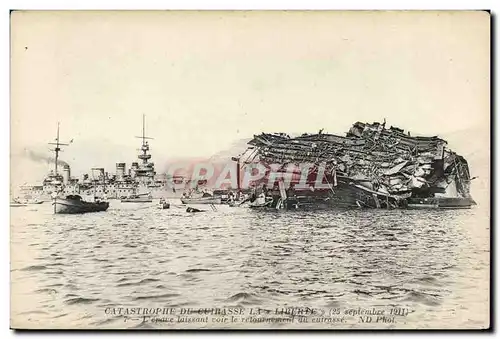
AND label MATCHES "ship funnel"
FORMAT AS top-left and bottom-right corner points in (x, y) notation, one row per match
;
(62, 164), (71, 184)
(116, 163), (126, 181)
(130, 162), (139, 178)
